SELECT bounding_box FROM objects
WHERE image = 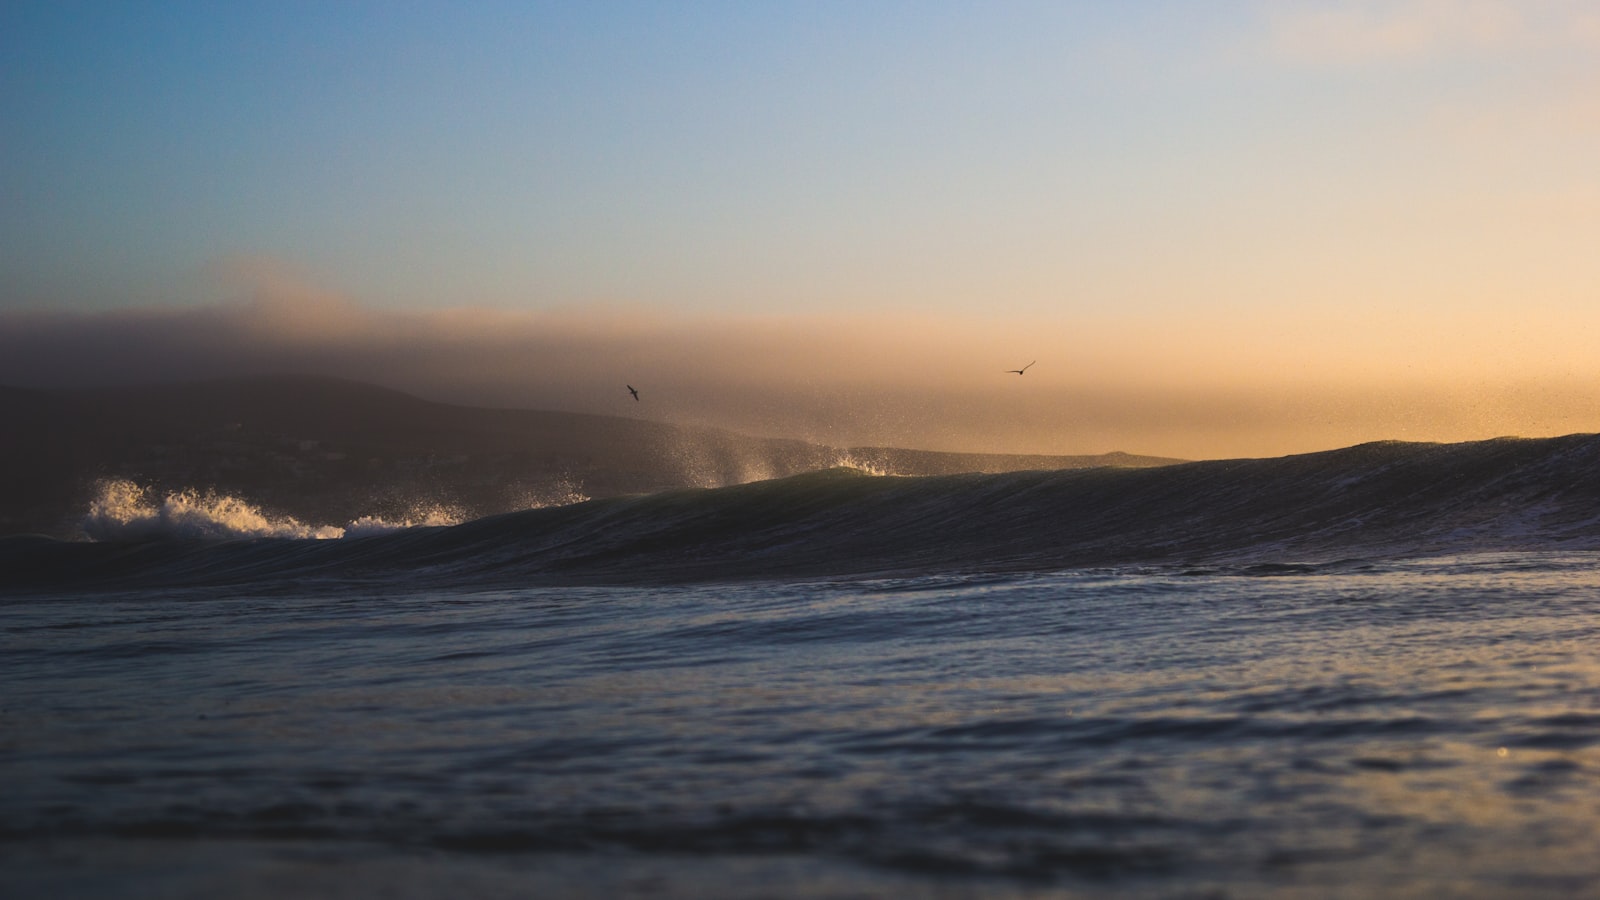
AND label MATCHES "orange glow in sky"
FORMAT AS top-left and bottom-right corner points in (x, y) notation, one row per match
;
(2, 2), (1597, 458)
